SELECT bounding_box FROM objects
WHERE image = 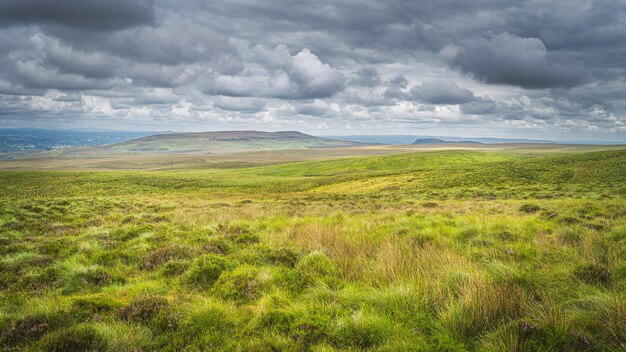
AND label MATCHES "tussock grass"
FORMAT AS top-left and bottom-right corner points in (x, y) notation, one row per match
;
(0, 147), (624, 350)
